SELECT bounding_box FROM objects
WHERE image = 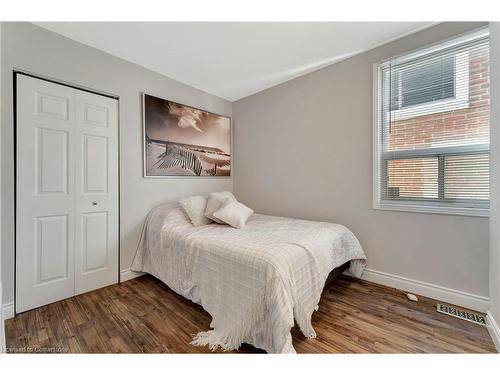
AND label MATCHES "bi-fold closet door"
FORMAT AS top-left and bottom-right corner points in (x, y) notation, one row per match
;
(16, 74), (119, 313)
